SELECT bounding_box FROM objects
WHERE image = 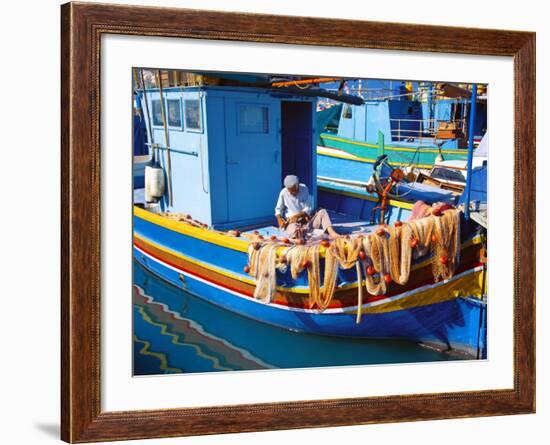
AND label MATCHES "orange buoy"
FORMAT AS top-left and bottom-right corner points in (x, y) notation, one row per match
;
(431, 234), (438, 243)
(395, 221), (403, 227)
(440, 255), (448, 265)
(321, 239), (330, 248)
(301, 260), (310, 269)
(234, 230), (241, 237)
(358, 250), (366, 260)
(253, 230), (259, 235)
(432, 207), (442, 217)
(270, 235), (277, 241)
(366, 265), (376, 276)
(376, 228), (386, 236)
(253, 242), (261, 250)
(383, 274), (392, 284)
(243, 265), (250, 273)
(282, 238), (290, 244)
(410, 238), (419, 248)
